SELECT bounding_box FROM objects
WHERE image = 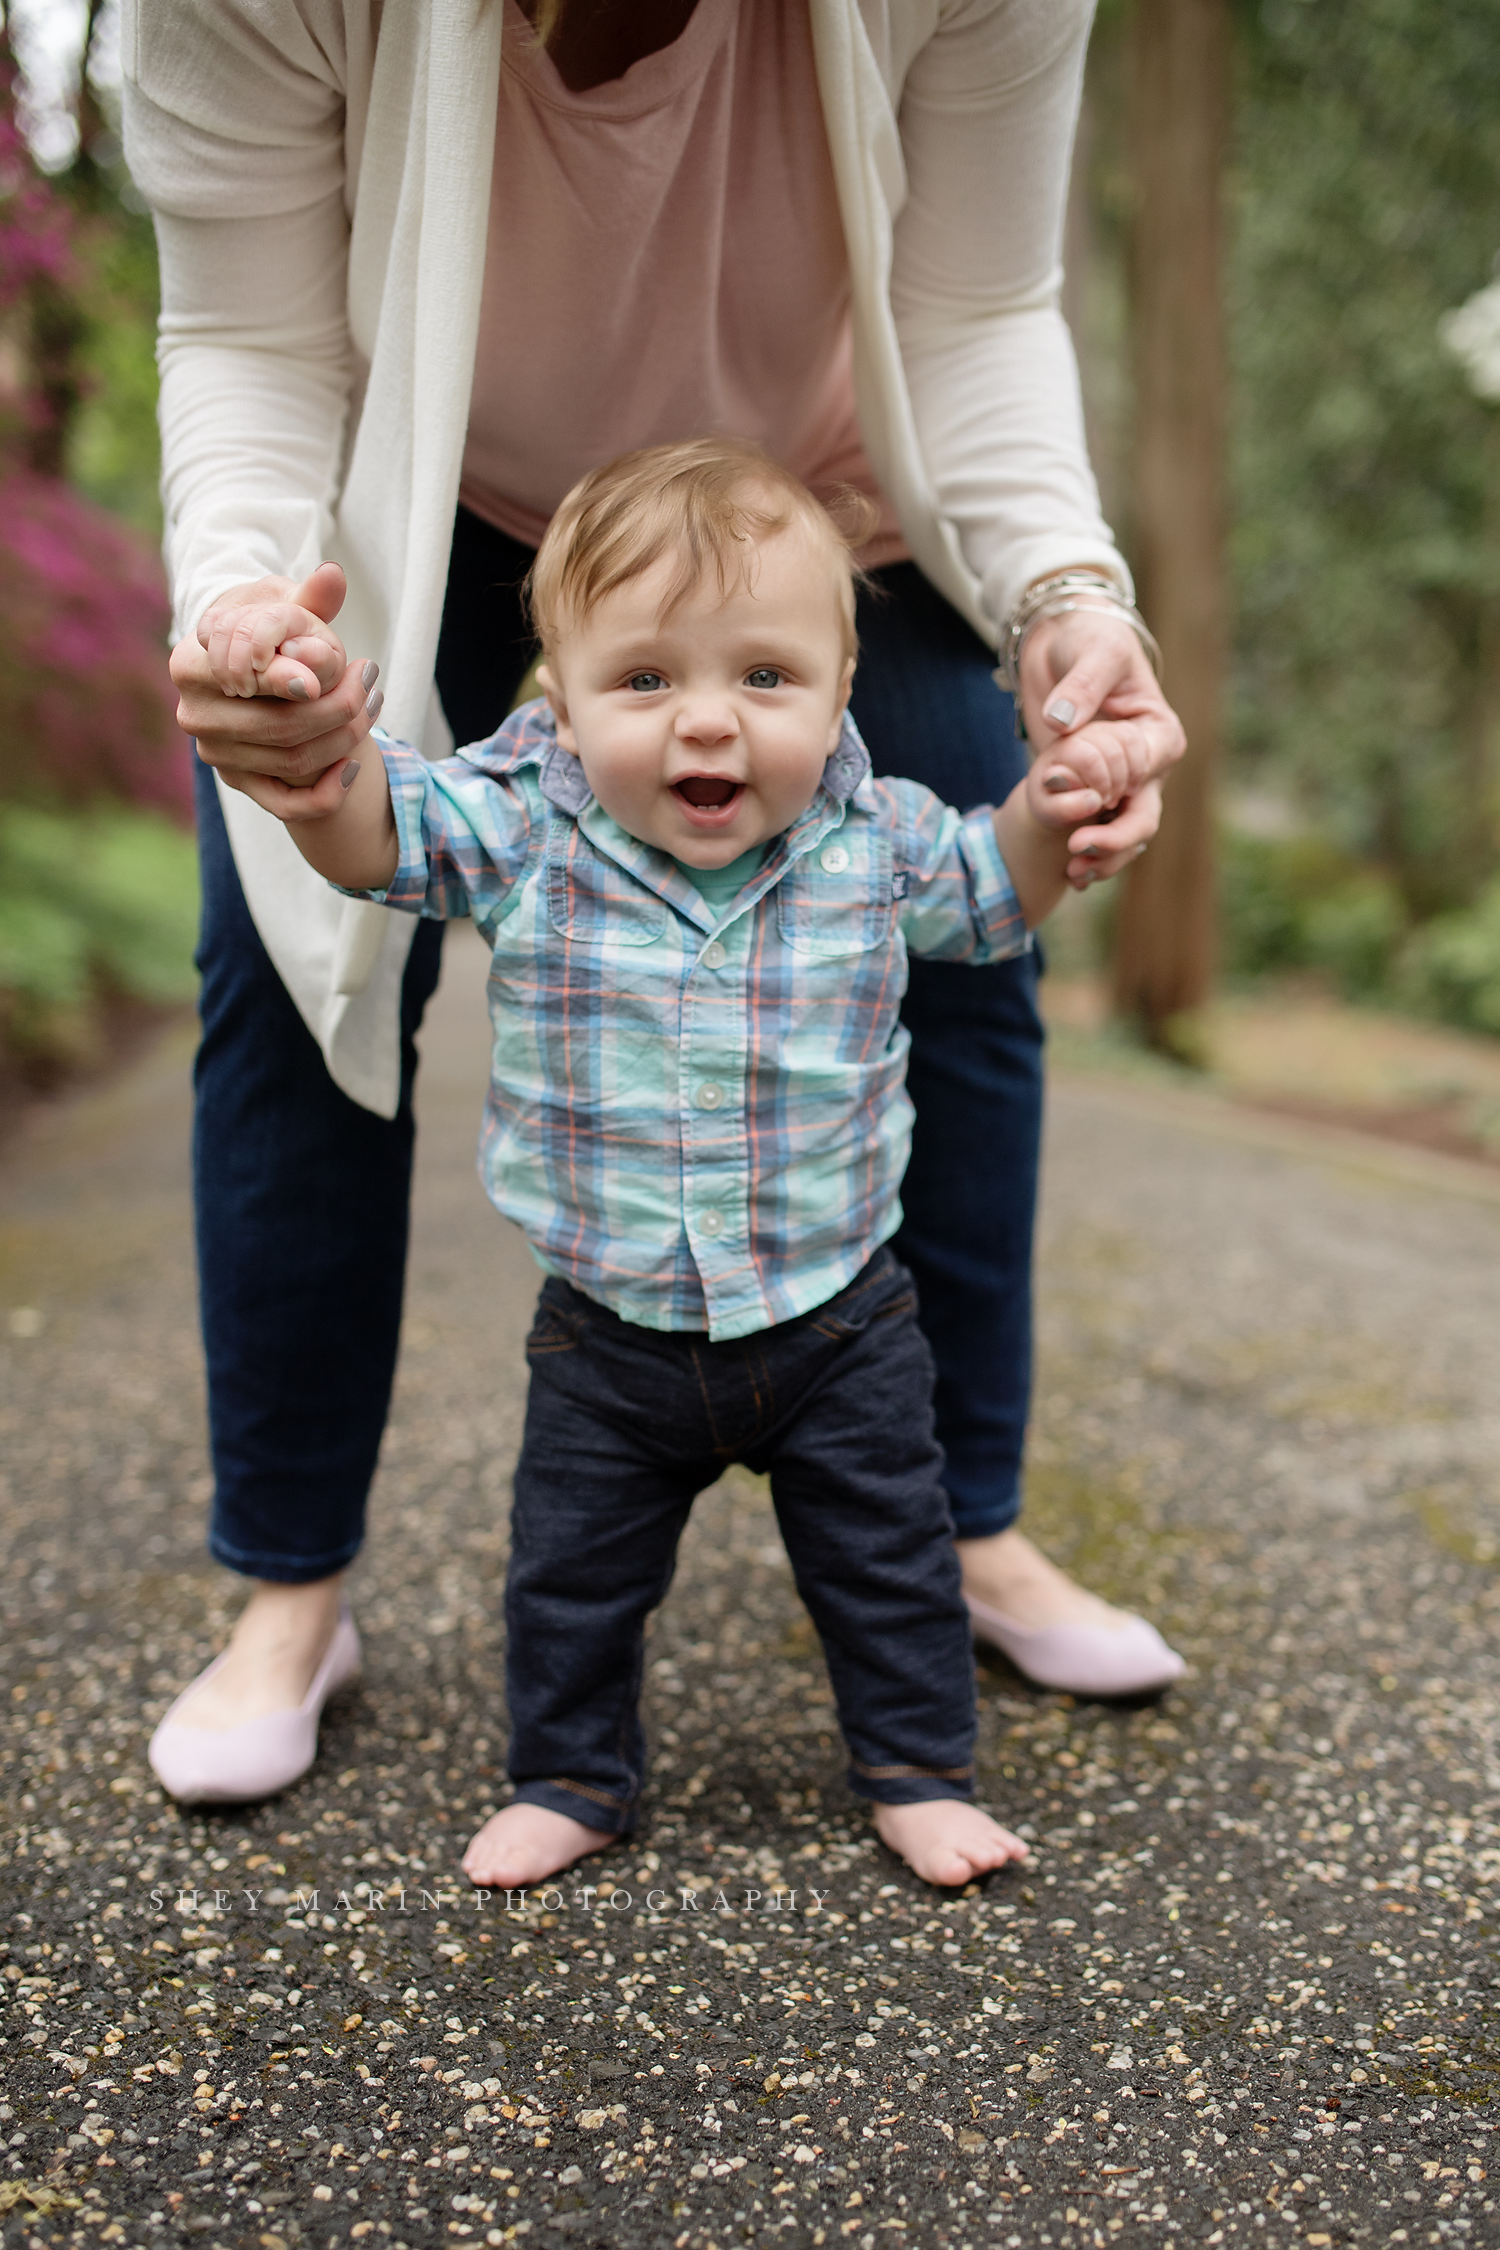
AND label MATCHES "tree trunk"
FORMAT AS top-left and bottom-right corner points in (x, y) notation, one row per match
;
(1111, 0), (1231, 1050)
